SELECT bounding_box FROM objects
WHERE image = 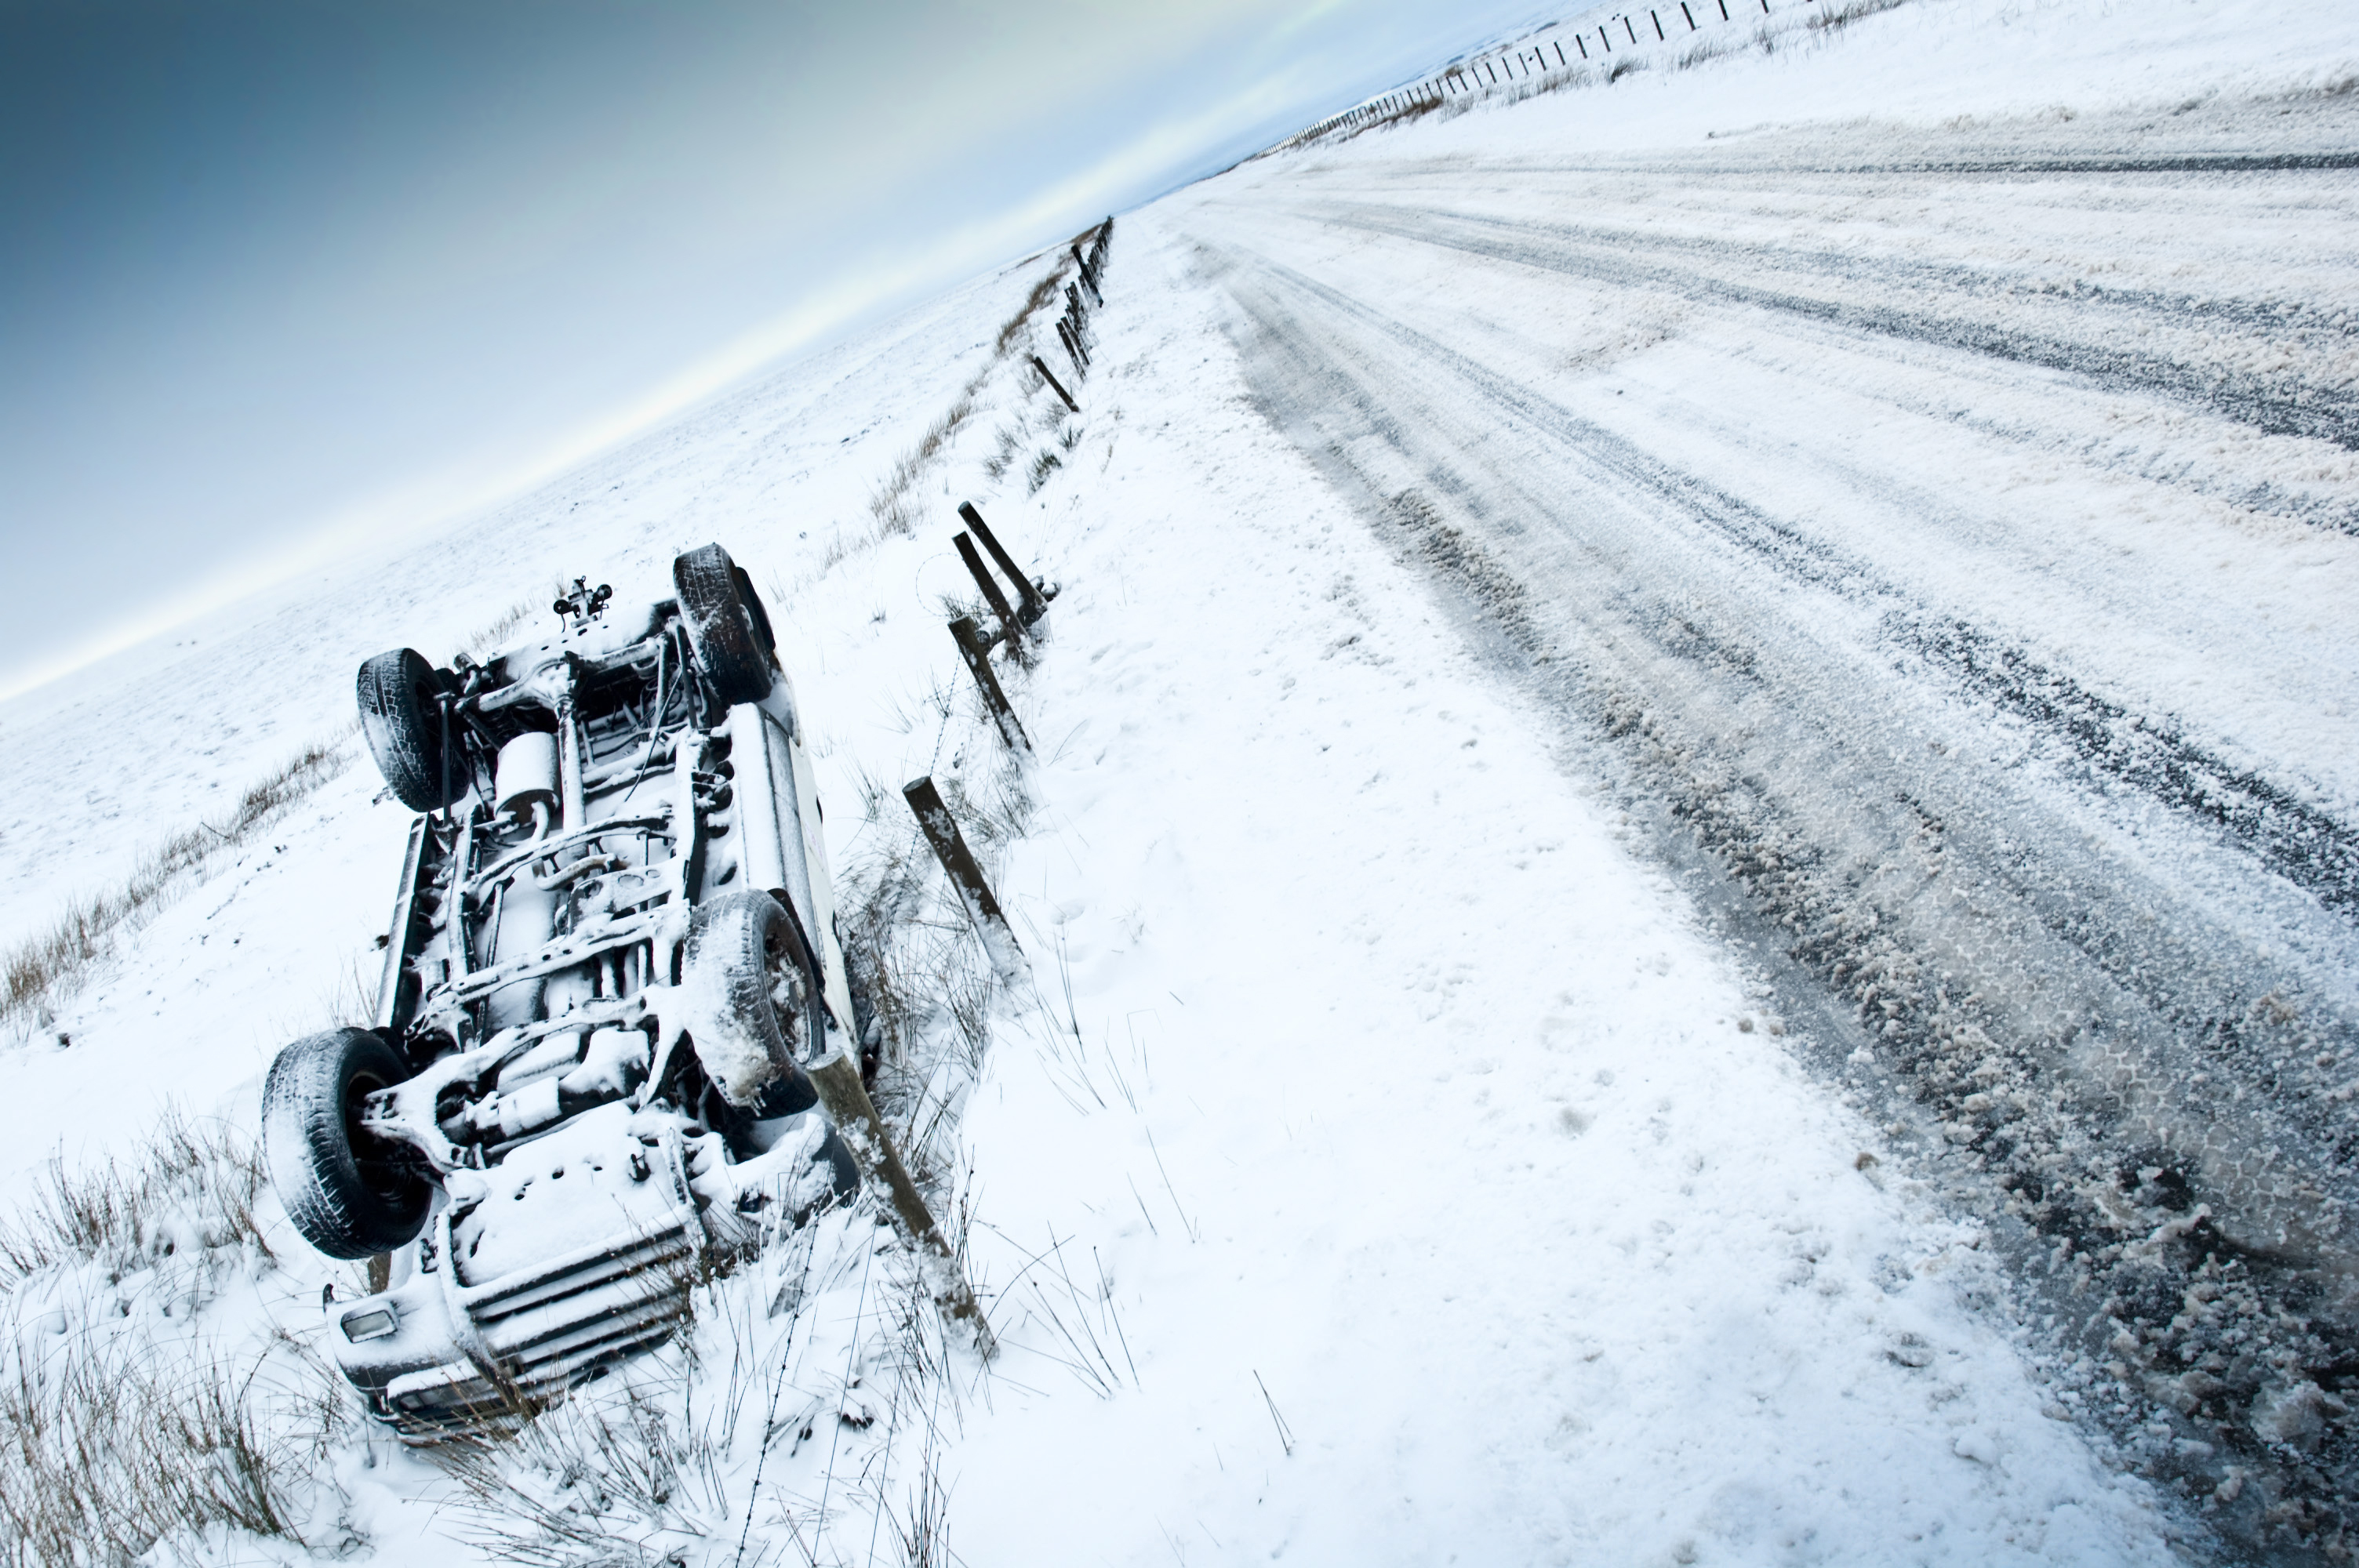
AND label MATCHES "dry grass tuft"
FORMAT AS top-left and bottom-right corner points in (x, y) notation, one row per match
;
(867, 397), (977, 542)
(0, 1334), (339, 1565)
(0, 1107), (274, 1294)
(981, 421), (1026, 483)
(438, 1376), (746, 1565)
(1025, 448), (1064, 495)
(886, 1437), (956, 1568)
(456, 597), (537, 662)
(993, 266), (1070, 358)
(1807, 0), (1910, 31)
(2, 735), (349, 1040)
(0, 1106), (336, 1564)
(1675, 32), (1739, 71)
(1345, 89), (1452, 140)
